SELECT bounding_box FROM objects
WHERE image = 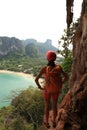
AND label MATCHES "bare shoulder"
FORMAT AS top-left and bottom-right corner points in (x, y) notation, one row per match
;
(35, 66), (47, 80)
(55, 64), (62, 70)
(40, 66), (47, 73)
